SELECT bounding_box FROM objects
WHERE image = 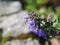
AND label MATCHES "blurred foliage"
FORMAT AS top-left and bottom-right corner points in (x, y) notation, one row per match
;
(25, 5), (36, 11)
(24, 0), (49, 11)
(56, 6), (60, 22)
(2, 32), (10, 42)
(36, 0), (49, 6)
(0, 42), (2, 45)
(56, 6), (60, 15)
(55, 36), (60, 40)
